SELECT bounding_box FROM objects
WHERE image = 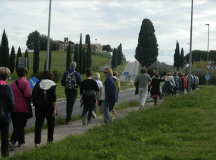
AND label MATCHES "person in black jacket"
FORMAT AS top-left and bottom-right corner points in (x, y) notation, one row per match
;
(80, 68), (99, 125)
(0, 67), (15, 158)
(32, 71), (57, 148)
